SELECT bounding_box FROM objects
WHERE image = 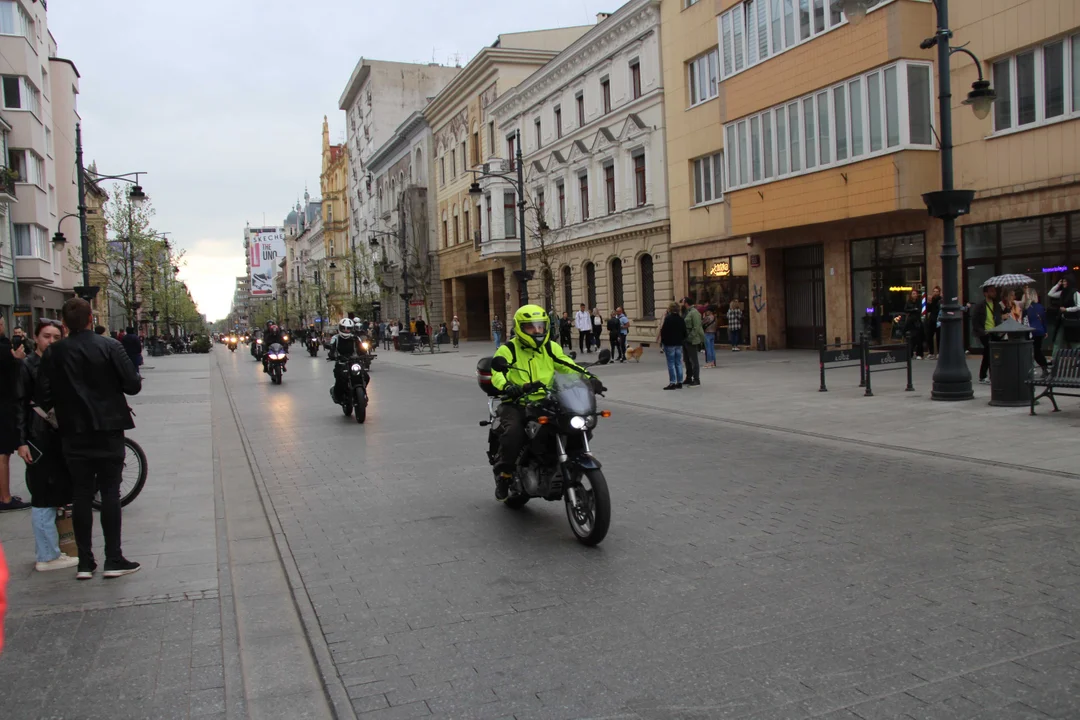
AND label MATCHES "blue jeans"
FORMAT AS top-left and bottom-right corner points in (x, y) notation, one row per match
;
(730, 328), (742, 347)
(32, 506), (61, 562)
(493, 331), (502, 348)
(663, 345), (684, 384)
(704, 333), (716, 364)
